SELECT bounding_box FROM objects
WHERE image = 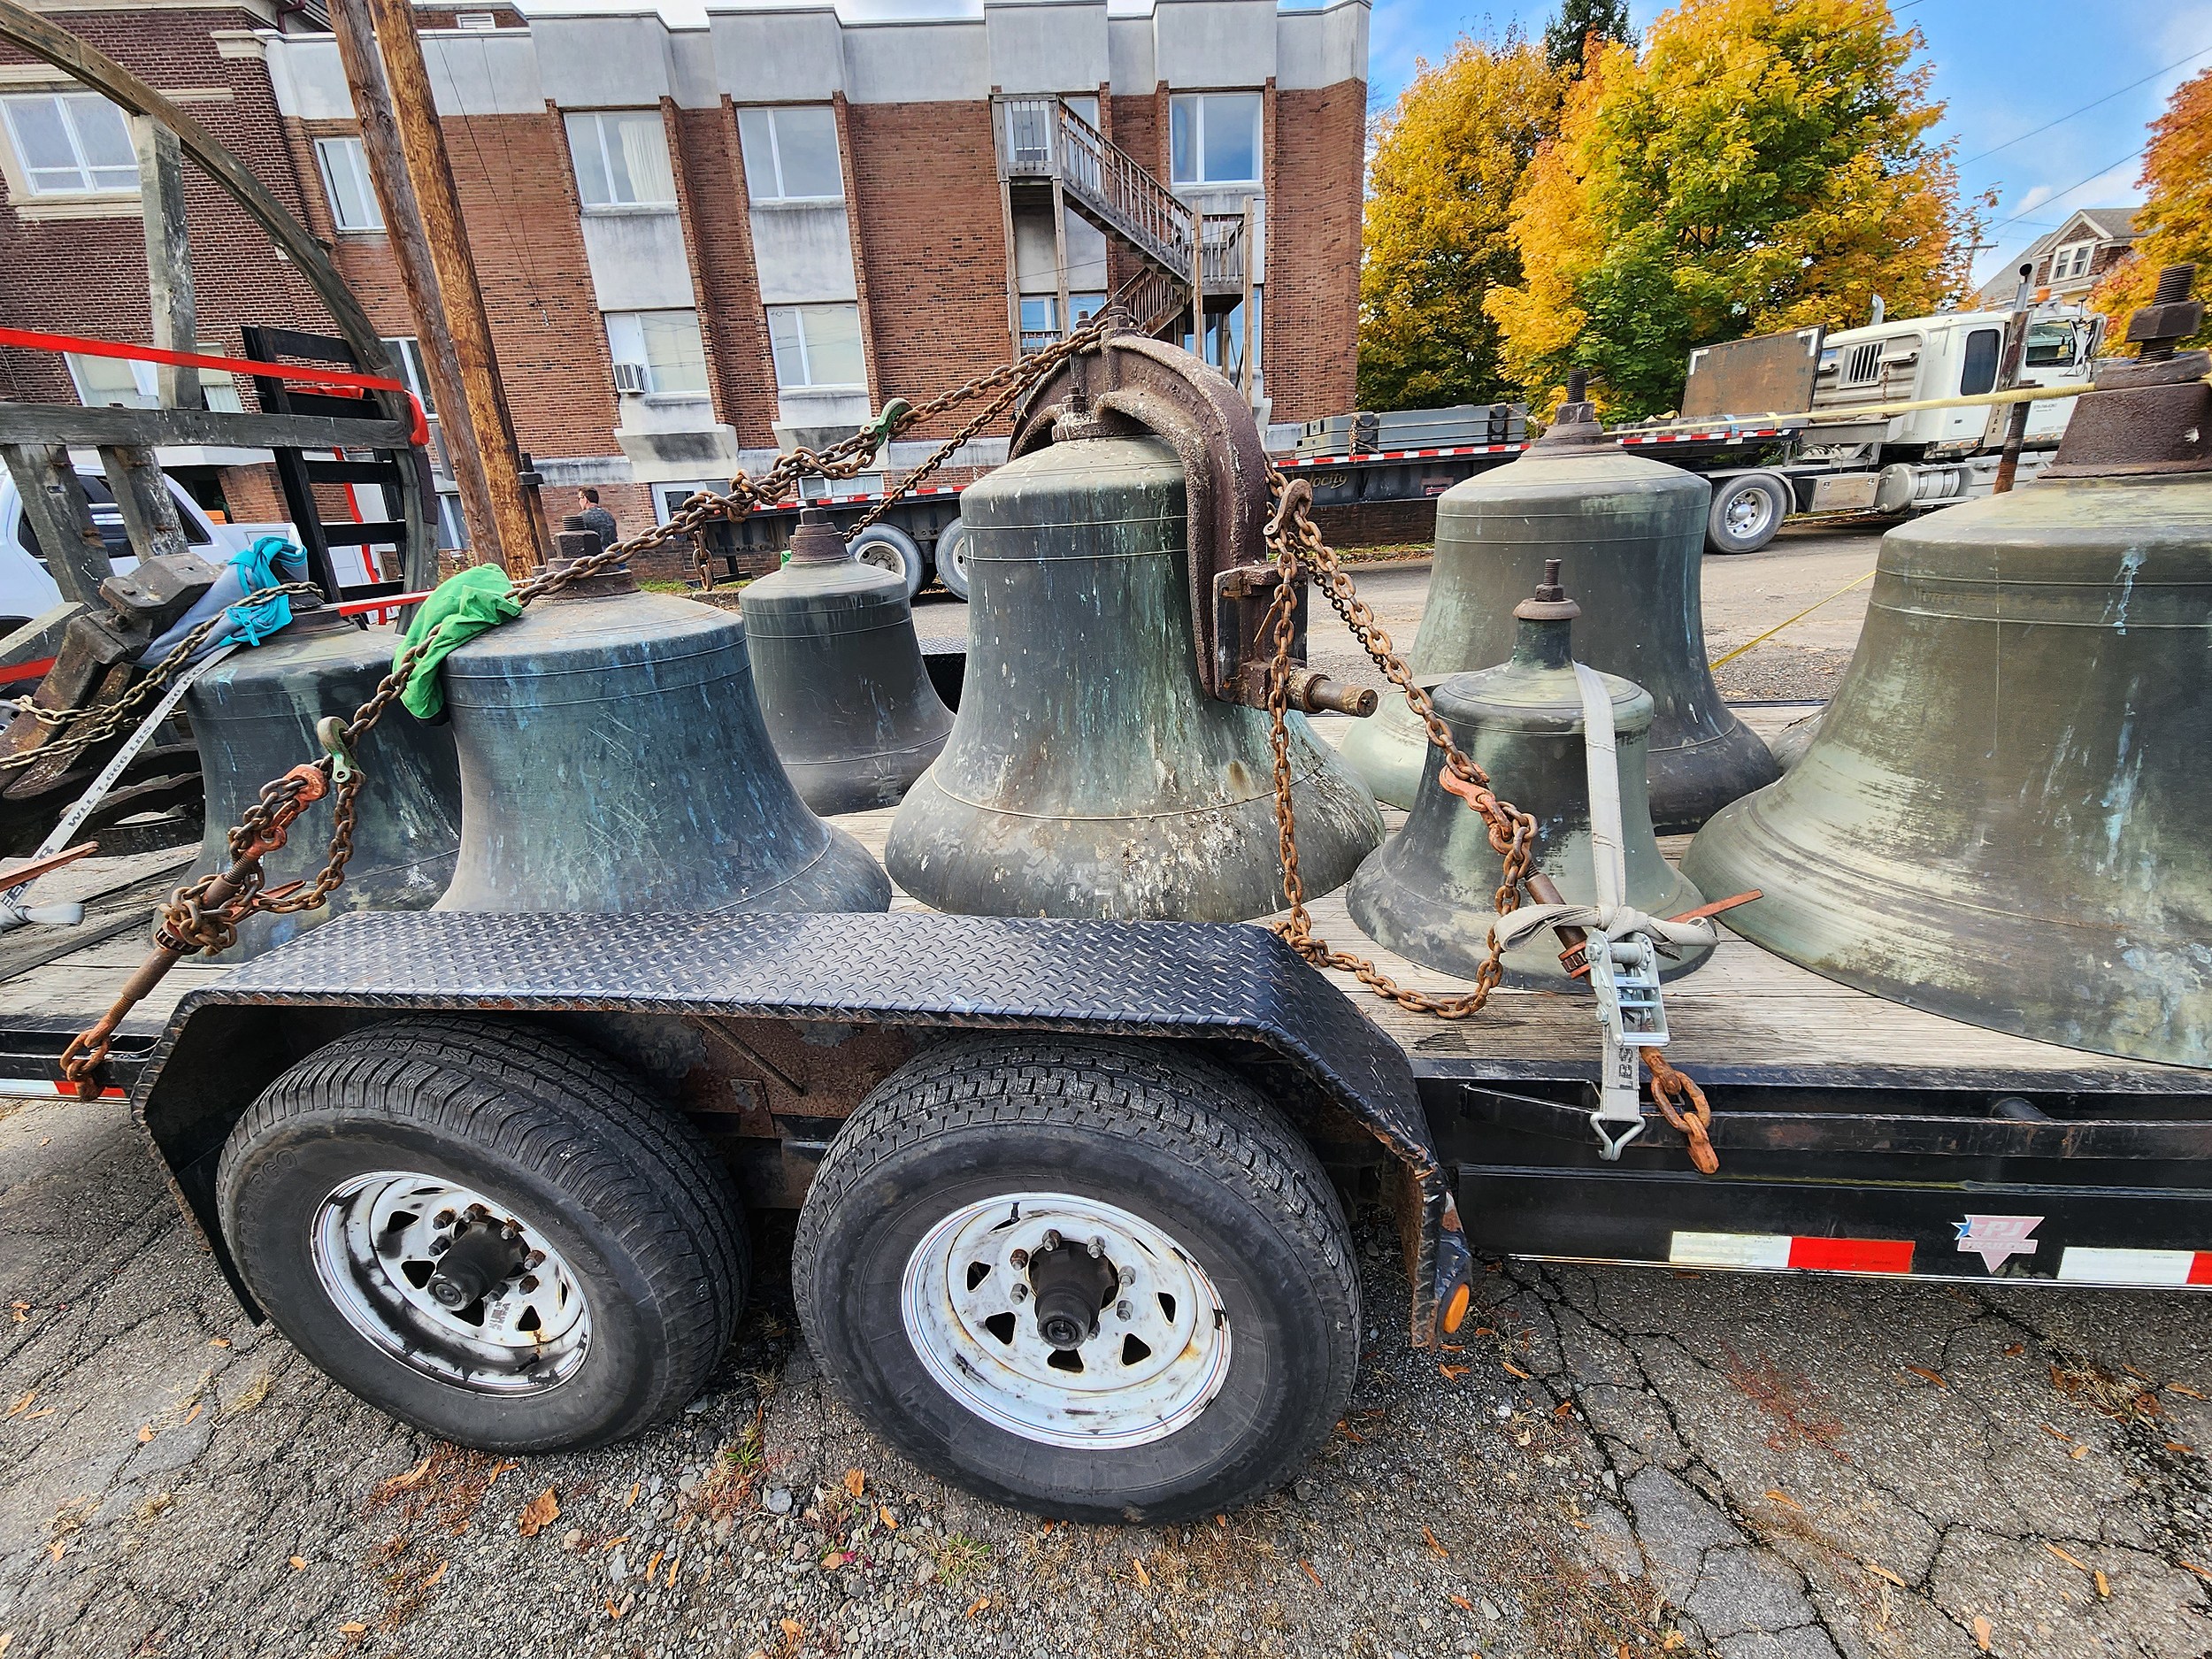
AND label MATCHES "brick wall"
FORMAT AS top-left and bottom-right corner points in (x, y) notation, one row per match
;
(1262, 82), (1362, 424)
(670, 102), (778, 448)
(844, 101), (1013, 436)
